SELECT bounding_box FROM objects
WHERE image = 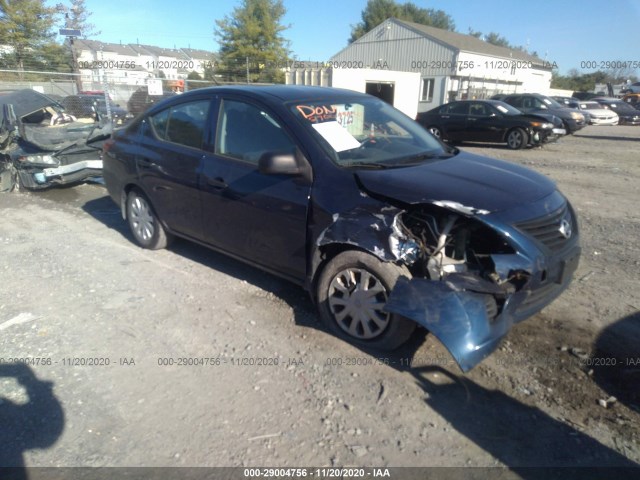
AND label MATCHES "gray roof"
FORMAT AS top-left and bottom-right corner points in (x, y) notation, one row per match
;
(132, 44), (188, 59)
(181, 48), (216, 61)
(74, 39), (138, 57)
(73, 40), (216, 61)
(393, 19), (548, 66)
